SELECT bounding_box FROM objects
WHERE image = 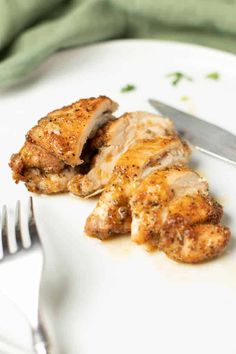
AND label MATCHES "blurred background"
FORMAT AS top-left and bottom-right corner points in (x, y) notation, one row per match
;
(0, 0), (236, 88)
